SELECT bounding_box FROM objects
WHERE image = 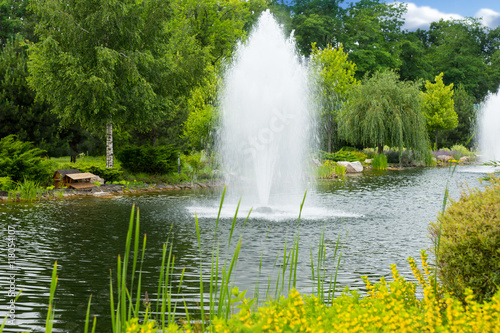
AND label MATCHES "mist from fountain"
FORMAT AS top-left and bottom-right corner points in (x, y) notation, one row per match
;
(479, 92), (500, 164)
(218, 10), (314, 208)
